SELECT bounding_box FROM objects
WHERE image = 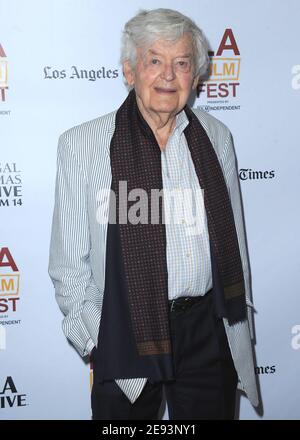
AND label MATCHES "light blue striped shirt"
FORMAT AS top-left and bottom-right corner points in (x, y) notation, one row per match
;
(162, 109), (212, 300)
